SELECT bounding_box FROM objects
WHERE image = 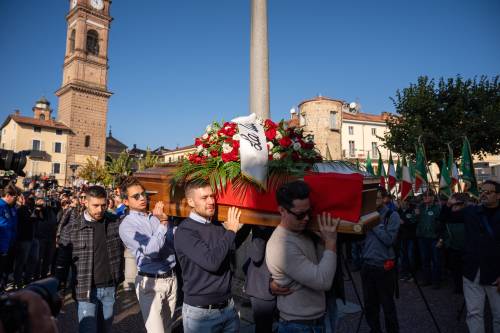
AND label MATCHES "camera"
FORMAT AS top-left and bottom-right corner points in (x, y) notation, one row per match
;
(0, 149), (28, 177)
(0, 278), (62, 333)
